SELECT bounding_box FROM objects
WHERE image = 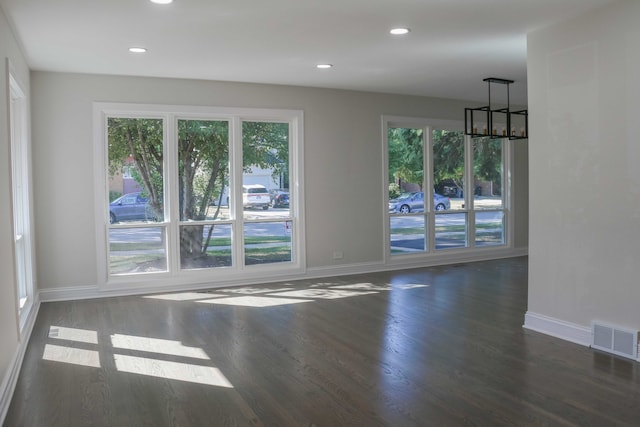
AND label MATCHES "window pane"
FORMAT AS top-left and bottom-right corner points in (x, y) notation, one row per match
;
(177, 120), (230, 221)
(244, 222), (292, 265)
(109, 227), (167, 275)
(9, 78), (31, 311)
(435, 213), (467, 250)
(388, 127), (424, 202)
(242, 121), (290, 220)
(473, 137), (503, 209)
(14, 237), (27, 308)
(475, 211), (504, 246)
(180, 224), (232, 269)
(390, 215), (426, 254)
(107, 118), (164, 223)
(433, 130), (465, 211)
